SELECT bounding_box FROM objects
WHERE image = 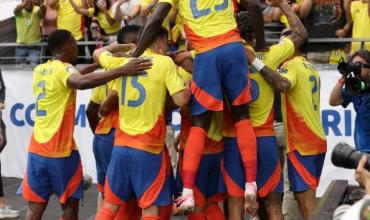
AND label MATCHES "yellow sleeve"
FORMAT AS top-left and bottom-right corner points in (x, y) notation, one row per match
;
(178, 67), (192, 81)
(280, 60), (297, 89)
(90, 87), (102, 104)
(163, 58), (185, 95)
(112, 78), (120, 92)
(265, 37), (295, 70)
(98, 51), (126, 70)
(141, 0), (152, 6)
(59, 65), (78, 87)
